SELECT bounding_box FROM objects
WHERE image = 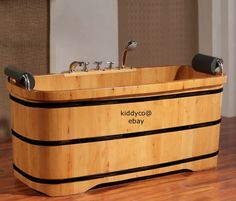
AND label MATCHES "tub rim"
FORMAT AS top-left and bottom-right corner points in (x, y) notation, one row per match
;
(6, 65), (226, 102)
(6, 75), (226, 102)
